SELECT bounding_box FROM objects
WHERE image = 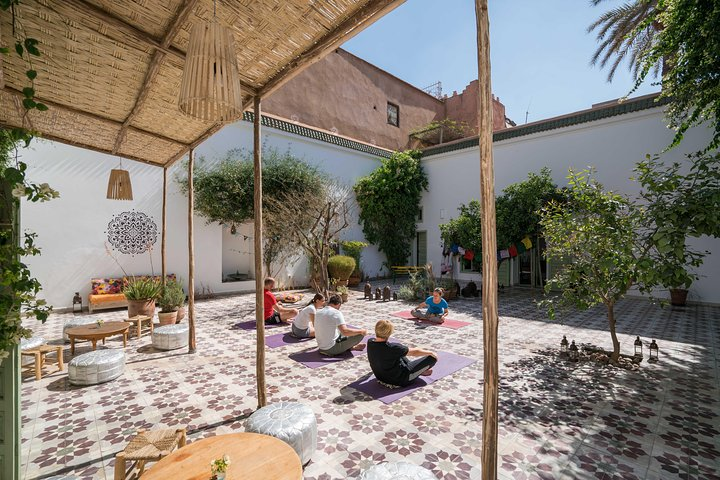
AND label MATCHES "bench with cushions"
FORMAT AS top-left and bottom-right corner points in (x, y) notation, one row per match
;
(88, 275), (176, 313)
